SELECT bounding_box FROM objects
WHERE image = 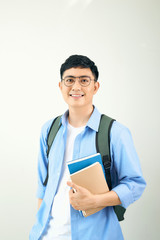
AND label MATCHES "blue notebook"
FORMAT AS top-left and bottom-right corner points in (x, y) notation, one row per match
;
(67, 153), (106, 178)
